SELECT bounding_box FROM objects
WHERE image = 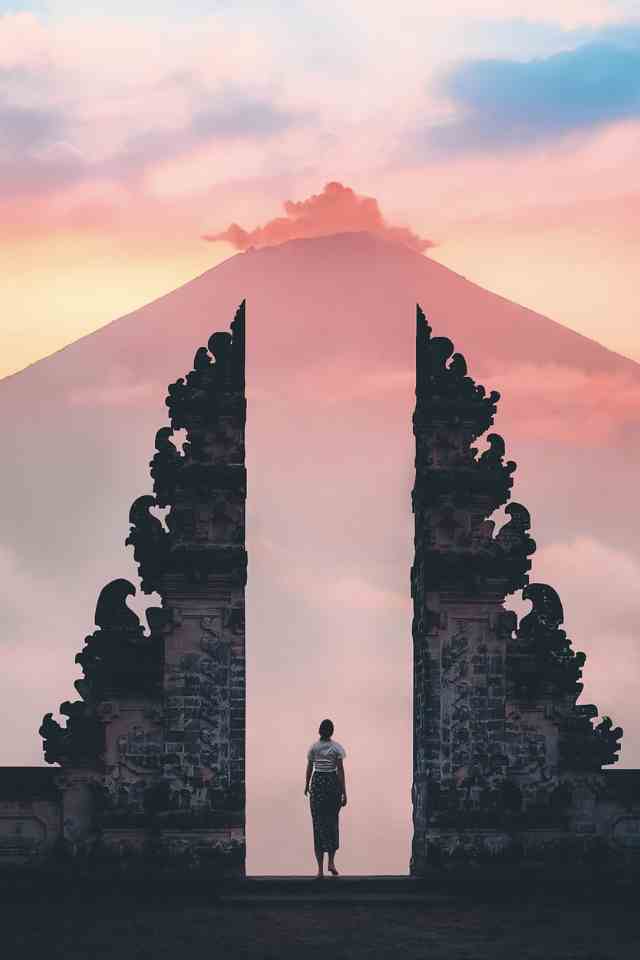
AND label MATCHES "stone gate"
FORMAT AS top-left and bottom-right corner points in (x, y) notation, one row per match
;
(0, 300), (638, 871)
